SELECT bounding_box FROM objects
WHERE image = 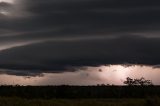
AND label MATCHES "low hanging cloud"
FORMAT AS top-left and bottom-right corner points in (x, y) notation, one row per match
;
(0, 36), (159, 70)
(0, 0), (160, 76)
